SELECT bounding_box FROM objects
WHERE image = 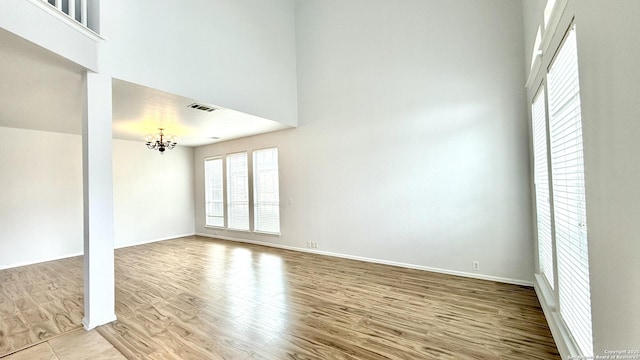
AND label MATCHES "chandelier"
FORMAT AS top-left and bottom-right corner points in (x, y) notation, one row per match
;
(145, 128), (177, 154)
